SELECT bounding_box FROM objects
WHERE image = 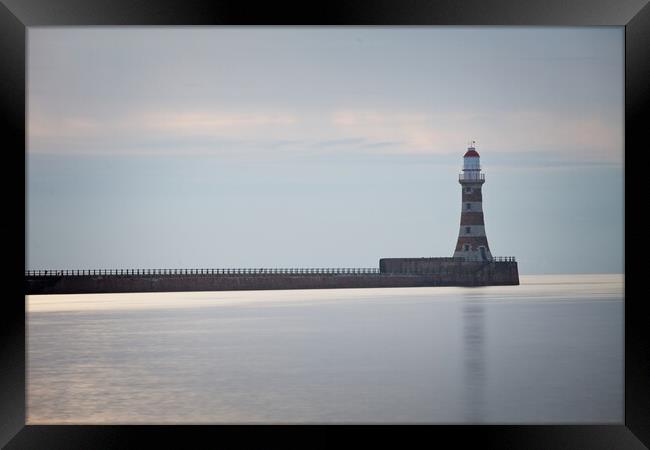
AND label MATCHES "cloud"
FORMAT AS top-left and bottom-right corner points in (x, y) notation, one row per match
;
(138, 111), (299, 134)
(28, 107), (622, 165)
(28, 109), (303, 155)
(328, 109), (623, 163)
